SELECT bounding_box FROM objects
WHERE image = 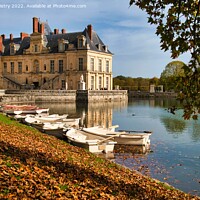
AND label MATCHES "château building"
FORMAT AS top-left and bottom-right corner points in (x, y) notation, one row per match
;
(0, 17), (113, 90)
